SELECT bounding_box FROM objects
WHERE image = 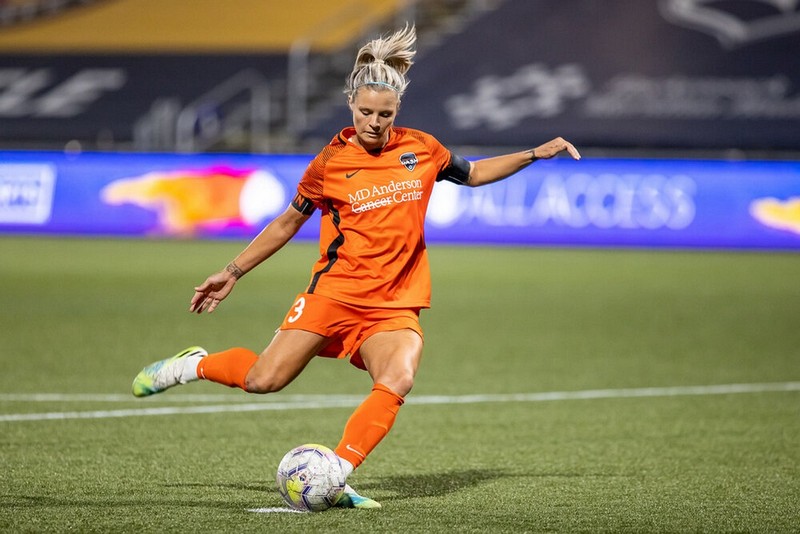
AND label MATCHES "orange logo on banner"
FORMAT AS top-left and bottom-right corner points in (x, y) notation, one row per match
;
(101, 166), (285, 236)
